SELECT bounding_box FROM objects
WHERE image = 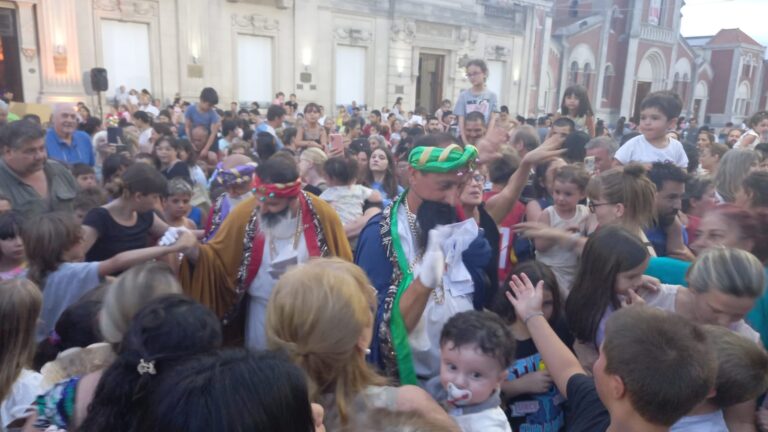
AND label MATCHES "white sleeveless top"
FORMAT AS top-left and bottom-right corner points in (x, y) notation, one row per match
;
(535, 204), (590, 297)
